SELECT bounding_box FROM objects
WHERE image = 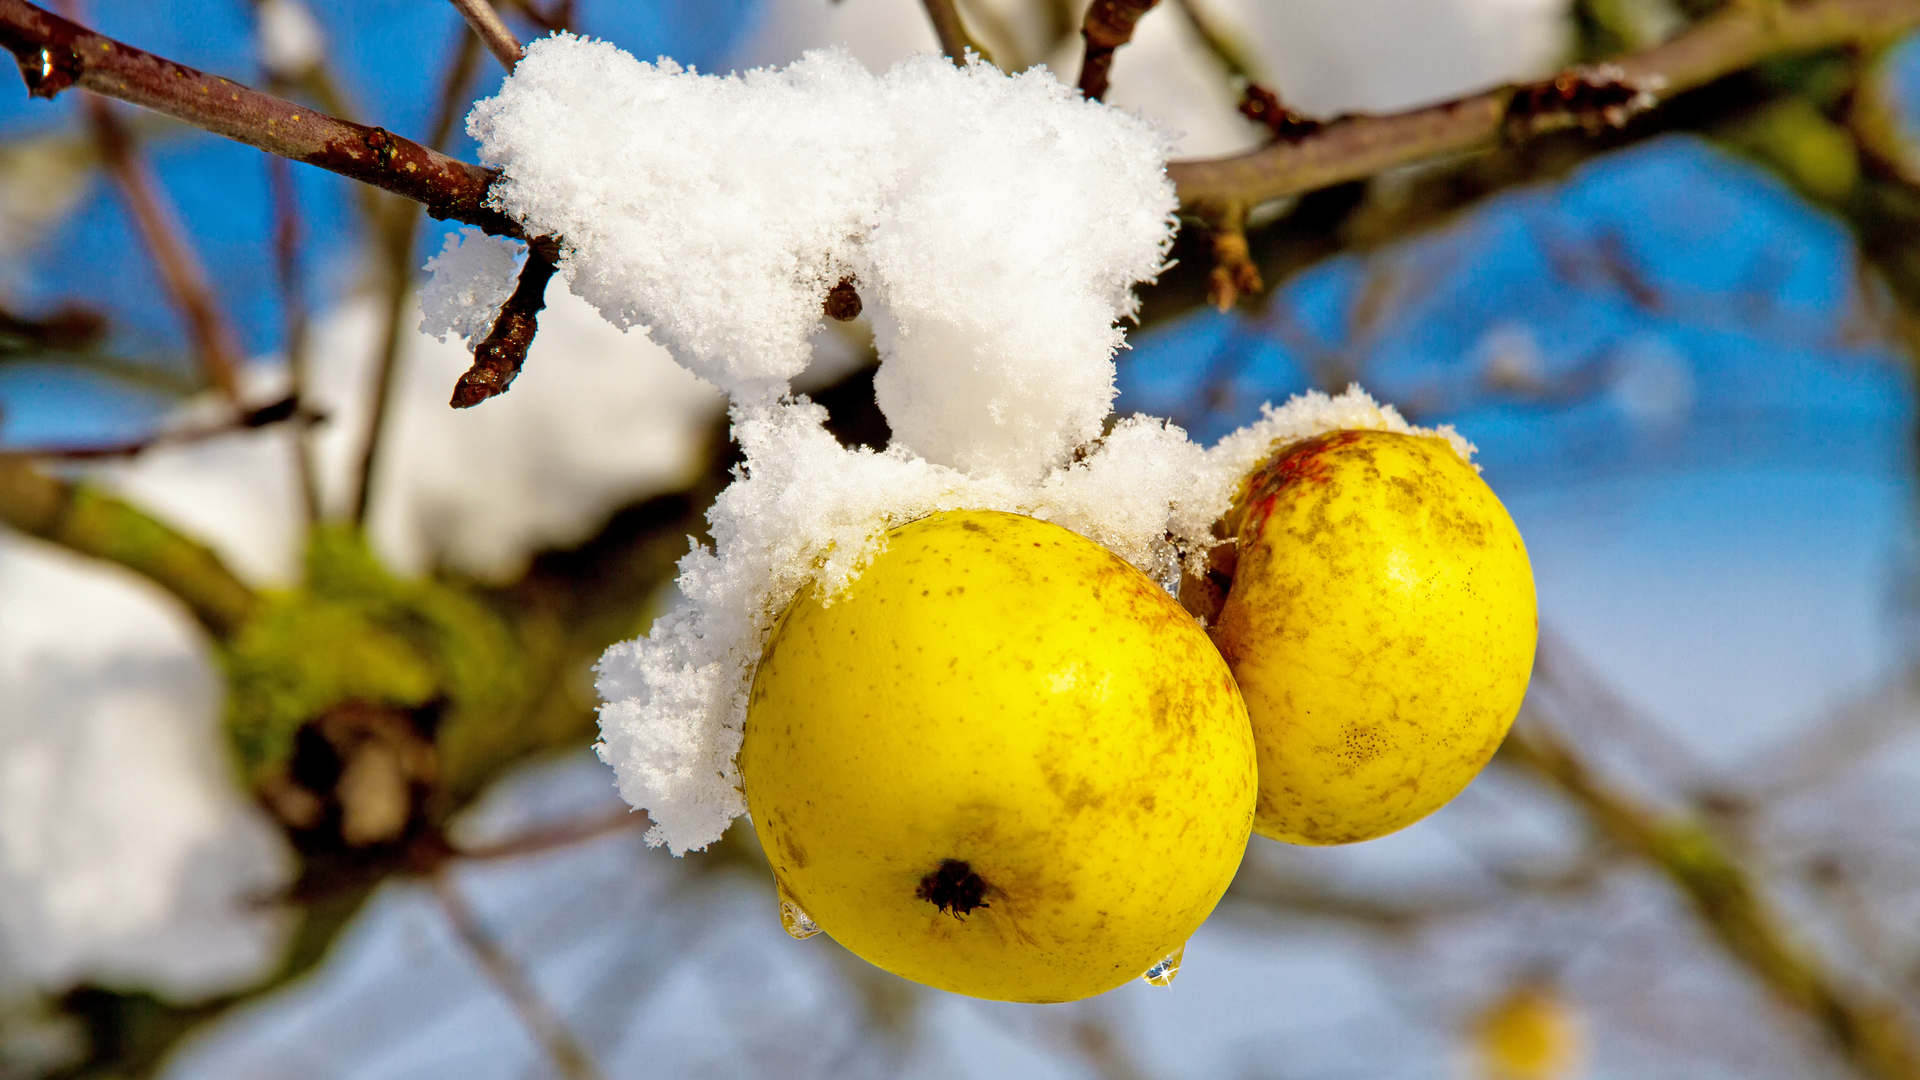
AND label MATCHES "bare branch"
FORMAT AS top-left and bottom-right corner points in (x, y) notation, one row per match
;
(352, 26), (485, 525)
(449, 234), (559, 408)
(456, 807), (647, 862)
(1204, 200), (1261, 310)
(447, 0), (523, 72)
(81, 95), (245, 402)
(432, 872), (609, 1080)
(0, 458), (257, 638)
(1166, 0), (1920, 213)
(920, 0), (990, 67)
(0, 0), (522, 237)
(9, 394), (313, 461)
(267, 154), (320, 524)
(1502, 719), (1920, 1080)
(1077, 0), (1158, 101)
